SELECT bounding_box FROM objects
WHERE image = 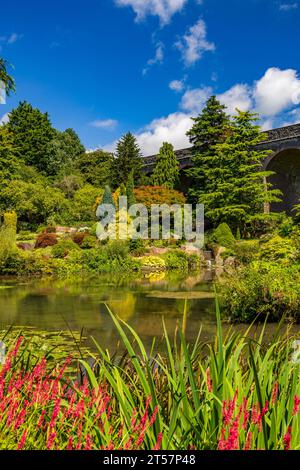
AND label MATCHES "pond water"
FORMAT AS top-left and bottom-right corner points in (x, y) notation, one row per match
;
(0, 270), (298, 353)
